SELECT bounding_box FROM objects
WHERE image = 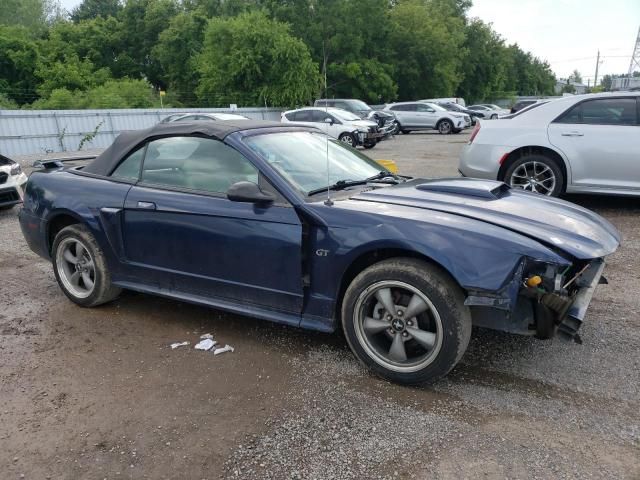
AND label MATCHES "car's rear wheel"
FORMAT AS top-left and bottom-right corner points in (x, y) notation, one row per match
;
(490, 114), (498, 119)
(363, 141), (376, 149)
(437, 119), (453, 134)
(400, 129), (411, 134)
(504, 154), (564, 197)
(341, 258), (471, 385)
(338, 133), (357, 147)
(52, 224), (121, 307)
